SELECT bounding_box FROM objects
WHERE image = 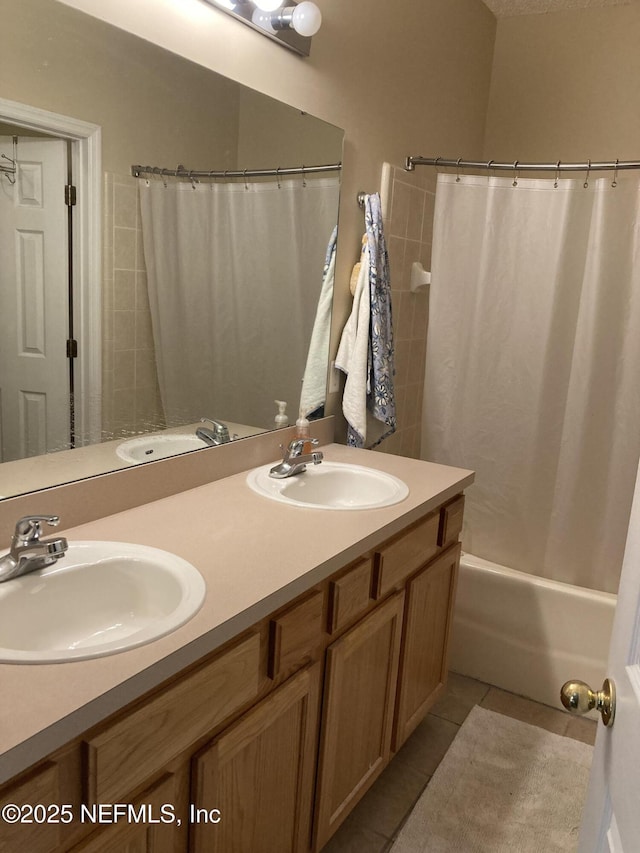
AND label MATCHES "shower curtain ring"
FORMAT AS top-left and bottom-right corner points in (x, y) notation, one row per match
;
(434, 156), (441, 173)
(302, 165), (307, 187)
(583, 159), (591, 189)
(612, 159), (619, 188)
(554, 161), (561, 188)
(276, 167), (281, 189)
(512, 160), (519, 187)
(243, 169), (248, 190)
(456, 158), (462, 183)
